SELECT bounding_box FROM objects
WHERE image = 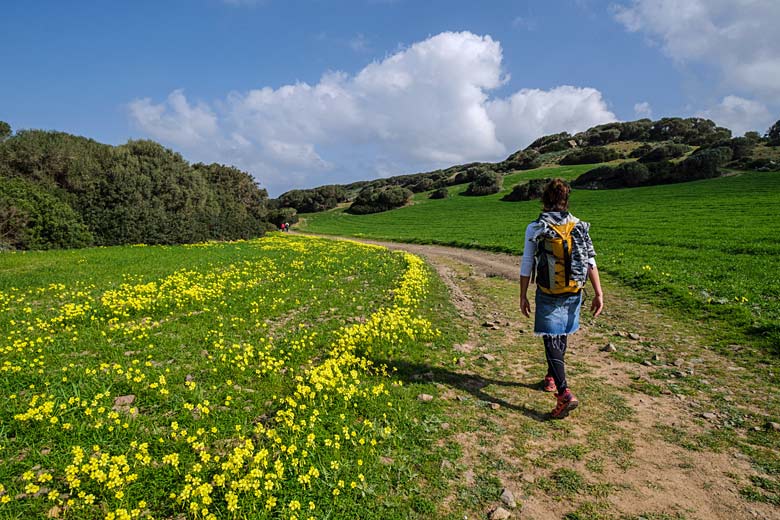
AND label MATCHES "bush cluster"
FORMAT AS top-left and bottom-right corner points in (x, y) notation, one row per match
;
(524, 117), (733, 155)
(463, 171), (503, 196)
(348, 185), (413, 214)
(560, 146), (621, 165)
(572, 147), (732, 190)
(496, 149), (542, 172)
(275, 185), (349, 213)
(637, 143), (691, 163)
(501, 178), (551, 202)
(0, 125), (269, 250)
(766, 119), (780, 146)
(429, 188), (449, 199)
